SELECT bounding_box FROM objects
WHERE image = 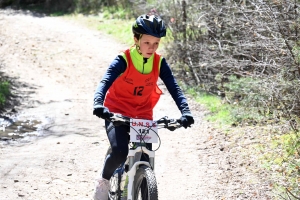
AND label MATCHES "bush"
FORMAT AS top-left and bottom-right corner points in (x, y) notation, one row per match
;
(0, 81), (10, 106)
